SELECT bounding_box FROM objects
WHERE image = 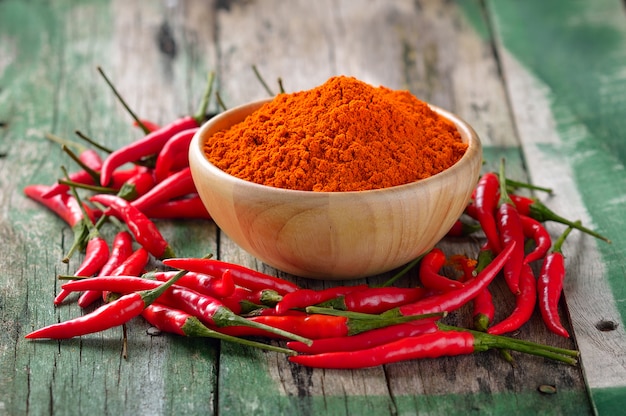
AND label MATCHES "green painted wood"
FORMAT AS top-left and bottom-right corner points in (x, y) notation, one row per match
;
(486, 0), (626, 414)
(2, 0), (620, 414)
